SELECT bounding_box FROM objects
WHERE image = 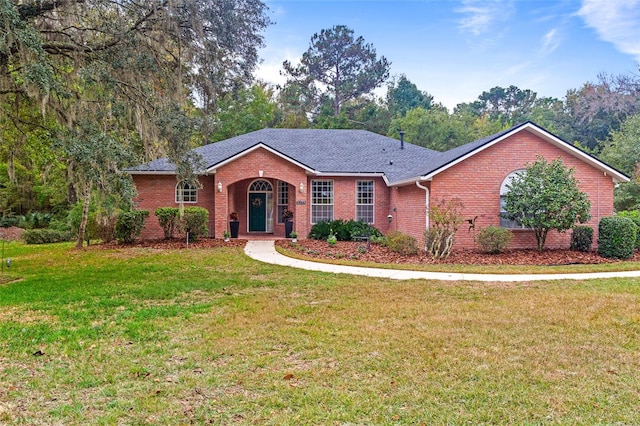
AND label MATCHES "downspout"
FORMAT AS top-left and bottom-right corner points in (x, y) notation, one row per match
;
(416, 181), (429, 230)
